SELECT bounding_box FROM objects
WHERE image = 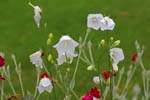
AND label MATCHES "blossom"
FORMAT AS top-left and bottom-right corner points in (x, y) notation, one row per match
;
(53, 35), (79, 65)
(0, 75), (5, 80)
(0, 55), (5, 68)
(110, 48), (124, 71)
(29, 2), (42, 28)
(102, 71), (110, 80)
(90, 87), (100, 99)
(87, 14), (103, 30)
(38, 73), (53, 93)
(93, 76), (100, 84)
(30, 50), (43, 68)
(81, 93), (93, 100)
(131, 53), (138, 61)
(100, 16), (115, 31)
